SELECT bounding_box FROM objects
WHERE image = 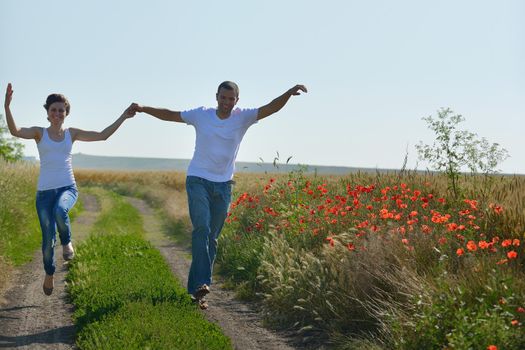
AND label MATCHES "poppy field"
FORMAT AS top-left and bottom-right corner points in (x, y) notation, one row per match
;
(217, 171), (525, 349)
